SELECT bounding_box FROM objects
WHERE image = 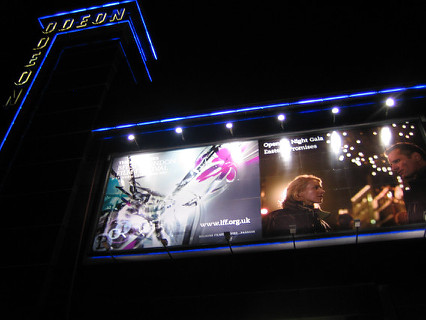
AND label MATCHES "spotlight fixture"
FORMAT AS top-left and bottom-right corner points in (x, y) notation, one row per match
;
(225, 122), (233, 135)
(354, 219), (361, 244)
(385, 97), (395, 107)
(224, 232), (233, 254)
(331, 107), (340, 114)
(331, 107), (340, 124)
(277, 114), (285, 129)
(175, 127), (184, 141)
(161, 238), (173, 260)
(127, 133), (139, 148)
(289, 224), (296, 249)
